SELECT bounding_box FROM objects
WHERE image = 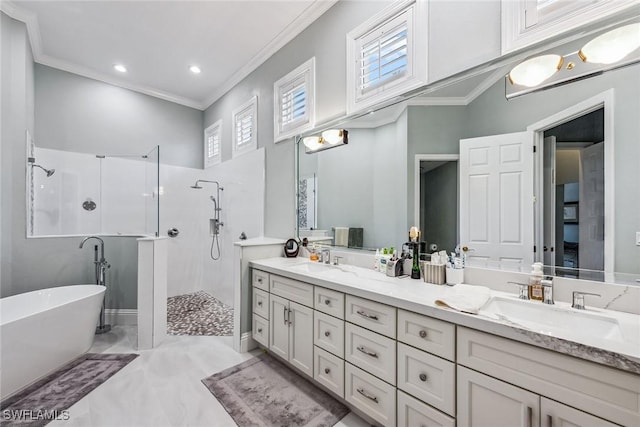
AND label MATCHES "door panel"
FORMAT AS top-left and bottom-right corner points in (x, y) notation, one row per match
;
(460, 132), (534, 267)
(269, 294), (289, 360)
(289, 301), (313, 377)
